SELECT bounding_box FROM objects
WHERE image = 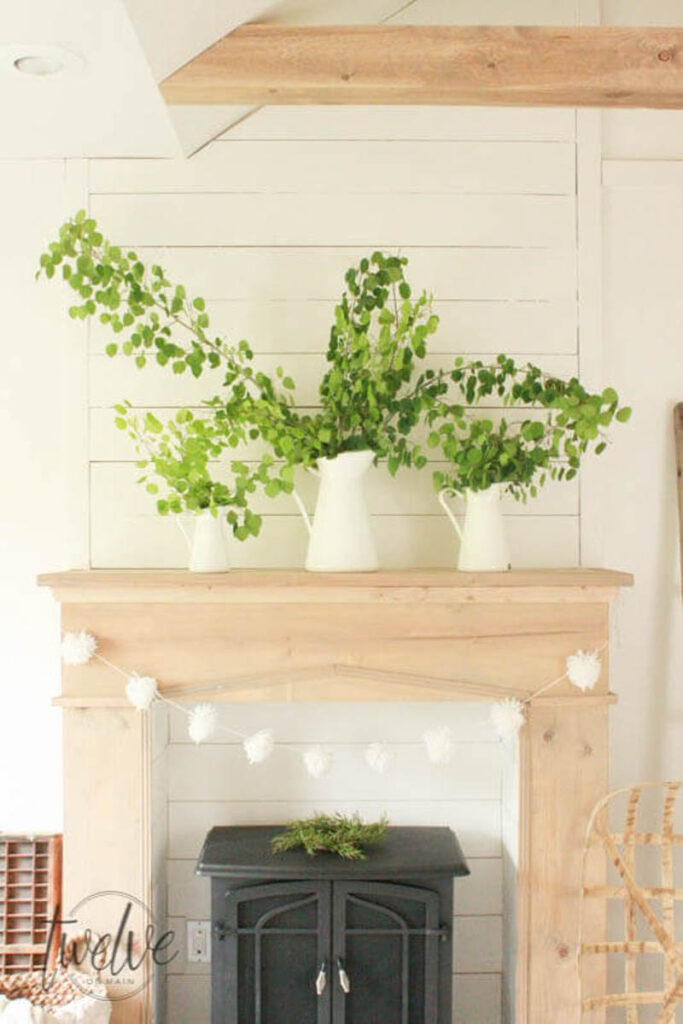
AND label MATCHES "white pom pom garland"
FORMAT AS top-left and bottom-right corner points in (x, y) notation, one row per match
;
(365, 742), (394, 774)
(125, 675), (158, 711)
(303, 746), (333, 779)
(423, 727), (455, 765)
(188, 704), (218, 744)
(566, 649), (601, 692)
(61, 631), (97, 666)
(59, 627), (609, 777)
(490, 698), (526, 742)
(243, 729), (275, 765)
